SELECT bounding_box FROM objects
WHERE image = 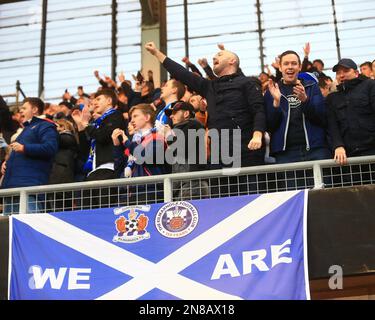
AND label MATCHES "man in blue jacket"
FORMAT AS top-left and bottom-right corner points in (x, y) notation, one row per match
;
(1, 97), (59, 214)
(265, 50), (330, 164)
(2, 97), (58, 188)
